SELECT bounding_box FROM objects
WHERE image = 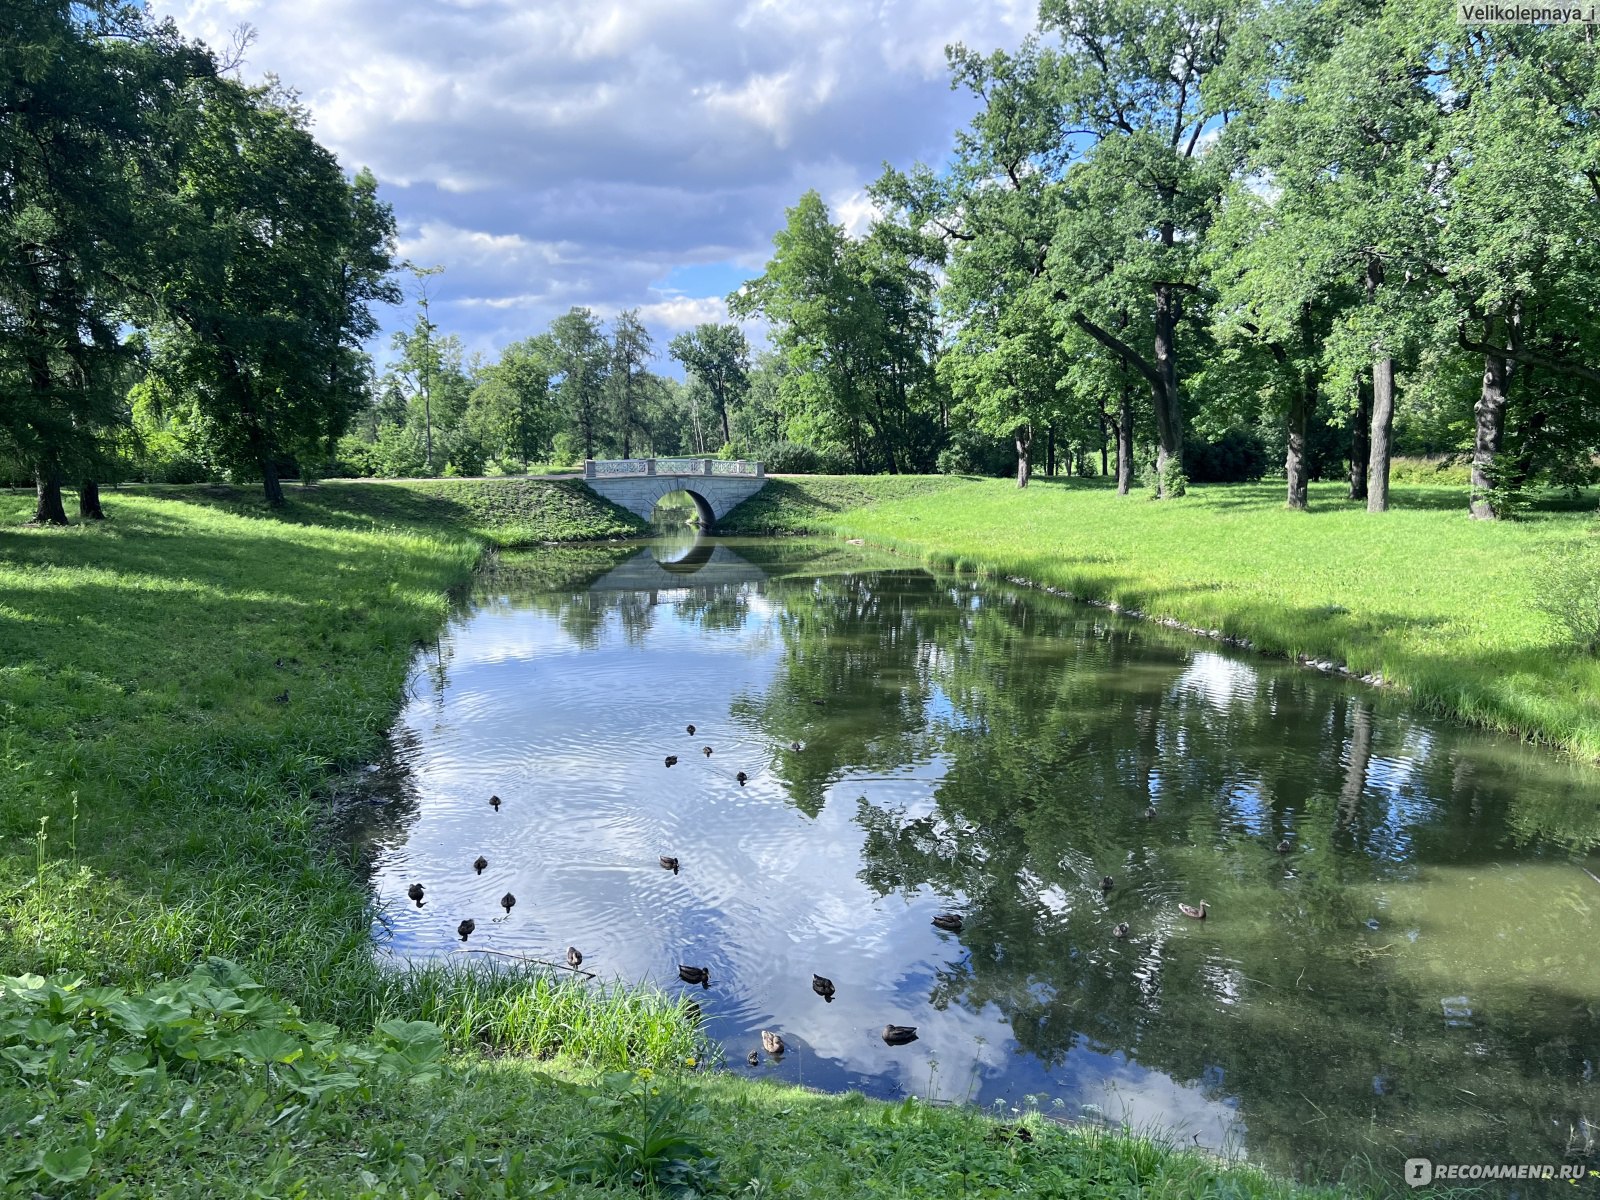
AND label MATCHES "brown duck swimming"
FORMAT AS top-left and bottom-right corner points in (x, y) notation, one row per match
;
(567, 946), (583, 968)
(788, 741), (803, 752)
(1144, 805), (1157, 820)
(686, 724), (696, 735)
(457, 919), (475, 941)
(736, 771), (748, 786)
(678, 964), (710, 988)
(746, 1050), (759, 1067)
(1179, 900), (1209, 920)
(1100, 875), (1114, 893)
(881, 1025), (918, 1046)
(931, 913), (963, 933)
(702, 745), (714, 757)
(812, 974), (835, 1003)
(474, 855), (488, 874)
(489, 795), (502, 811)
(660, 856), (680, 874)
(665, 755), (678, 768)
(501, 892), (515, 914)
(761, 1030), (785, 1056)
(1113, 922), (1130, 939)
(407, 883), (425, 907)
(1276, 839), (1291, 854)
